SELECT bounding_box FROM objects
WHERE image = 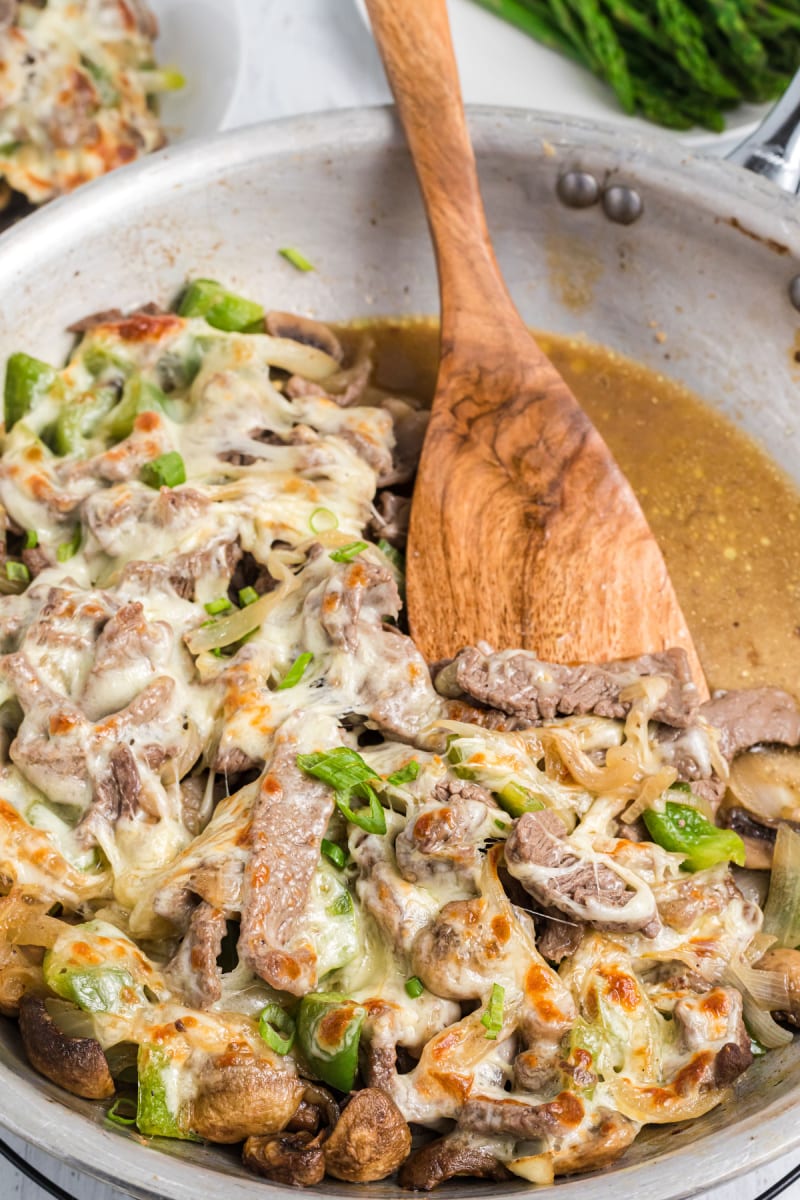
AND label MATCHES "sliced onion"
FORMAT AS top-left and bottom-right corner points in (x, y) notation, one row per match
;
(224, 333), (339, 380)
(507, 1153), (554, 1185)
(610, 1074), (726, 1124)
(741, 999), (793, 1050)
(726, 958), (791, 1010)
(45, 997), (95, 1040)
(763, 823), (800, 948)
(186, 583), (287, 654)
